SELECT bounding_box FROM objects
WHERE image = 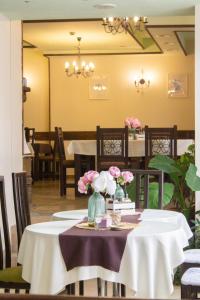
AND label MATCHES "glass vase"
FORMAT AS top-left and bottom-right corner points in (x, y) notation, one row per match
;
(129, 128), (136, 140)
(114, 184), (125, 201)
(88, 192), (105, 224)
